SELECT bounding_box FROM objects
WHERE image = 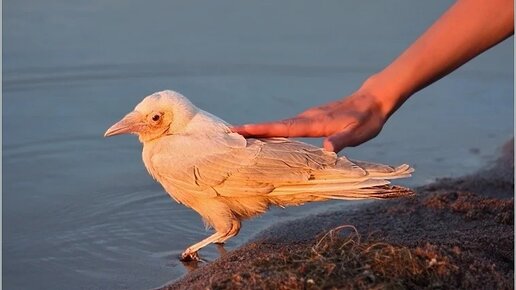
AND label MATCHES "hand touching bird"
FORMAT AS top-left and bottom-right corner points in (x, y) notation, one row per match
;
(104, 90), (414, 261)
